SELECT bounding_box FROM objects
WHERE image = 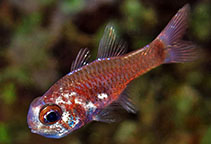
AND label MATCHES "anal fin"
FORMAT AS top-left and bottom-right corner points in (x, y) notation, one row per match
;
(117, 88), (137, 114)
